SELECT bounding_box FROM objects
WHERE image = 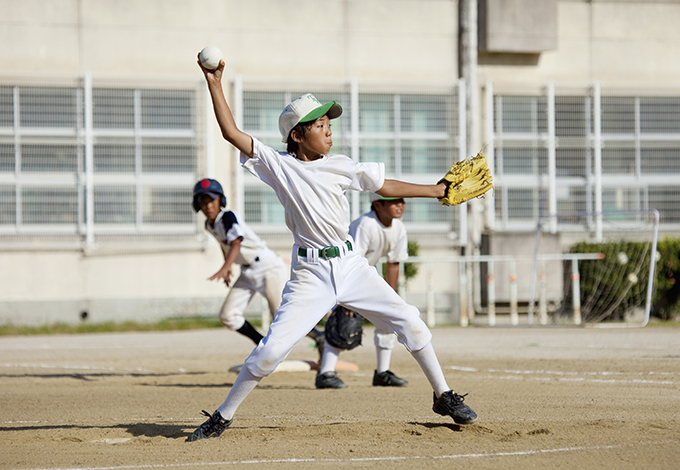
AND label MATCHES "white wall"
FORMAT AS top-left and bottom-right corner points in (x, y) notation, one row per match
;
(2, 0), (679, 324)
